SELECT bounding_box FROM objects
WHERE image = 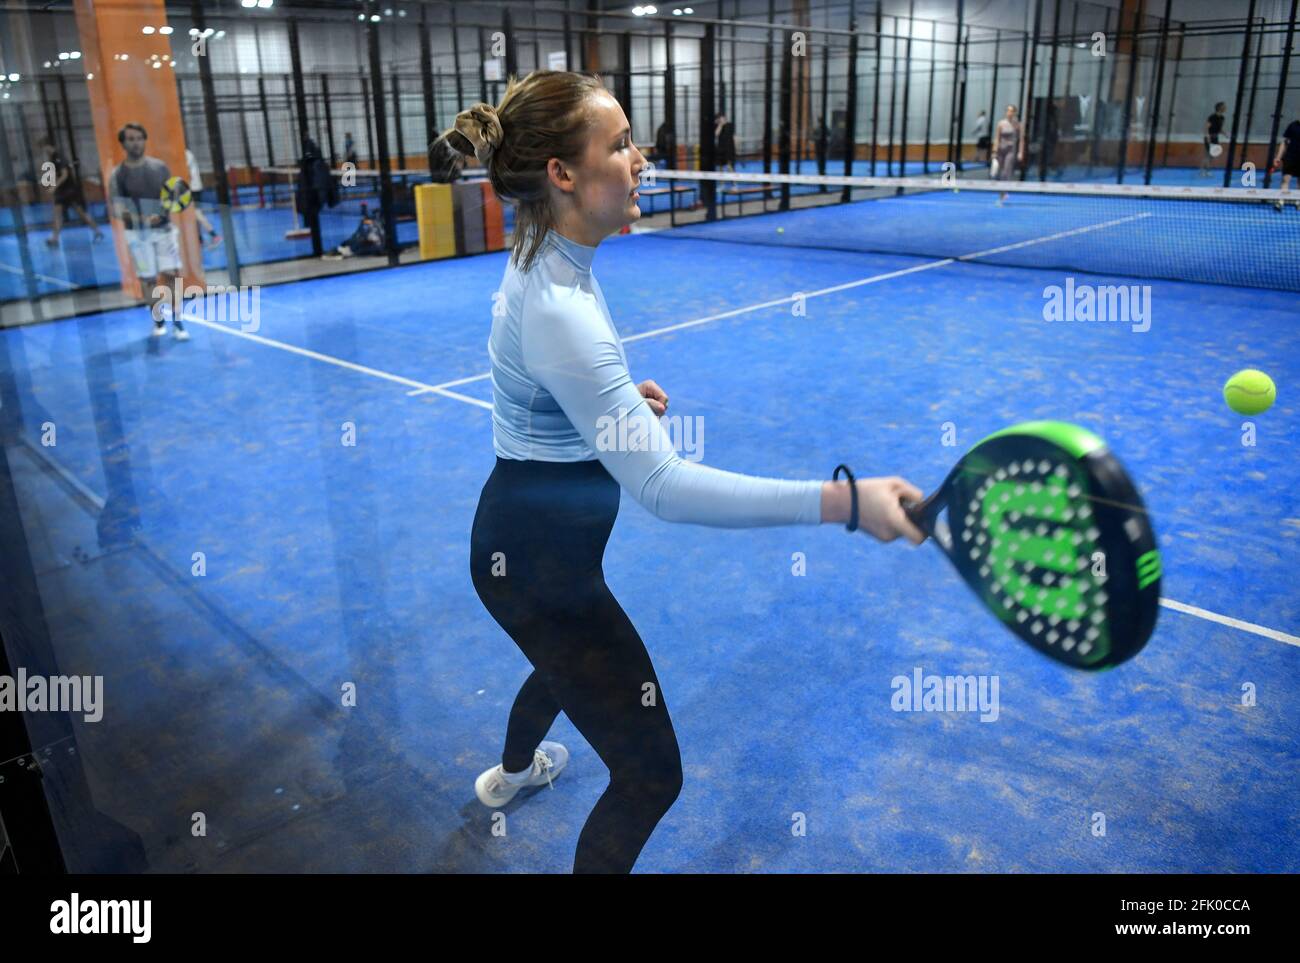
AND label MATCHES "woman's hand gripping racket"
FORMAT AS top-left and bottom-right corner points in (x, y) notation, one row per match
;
(902, 421), (1161, 670)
